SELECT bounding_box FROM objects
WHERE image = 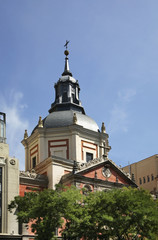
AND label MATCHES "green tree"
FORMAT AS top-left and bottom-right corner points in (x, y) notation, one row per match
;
(62, 187), (158, 240)
(9, 189), (64, 240)
(8, 186), (82, 240)
(58, 185), (84, 240)
(106, 187), (158, 240)
(9, 186), (158, 240)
